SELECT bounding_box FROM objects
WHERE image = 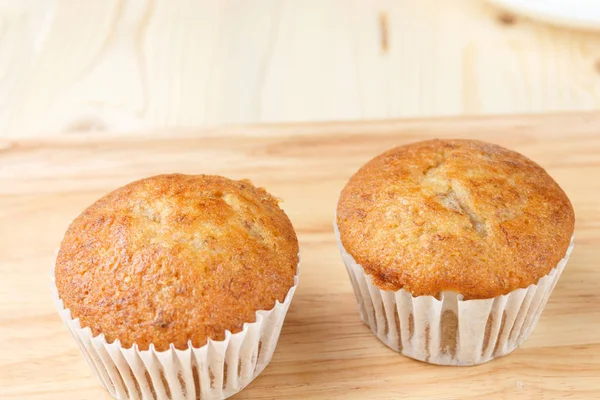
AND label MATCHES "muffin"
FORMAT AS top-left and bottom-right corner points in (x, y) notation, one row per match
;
(336, 139), (574, 365)
(53, 174), (299, 399)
